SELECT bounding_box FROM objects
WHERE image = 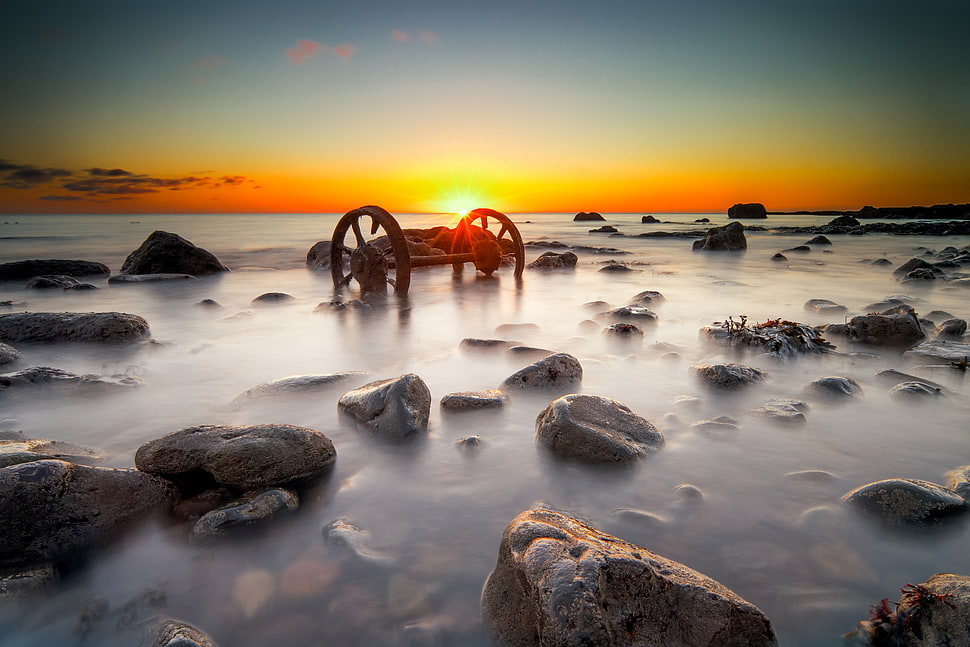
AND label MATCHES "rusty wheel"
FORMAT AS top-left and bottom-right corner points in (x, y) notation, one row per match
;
(463, 208), (525, 278)
(330, 206), (412, 295)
